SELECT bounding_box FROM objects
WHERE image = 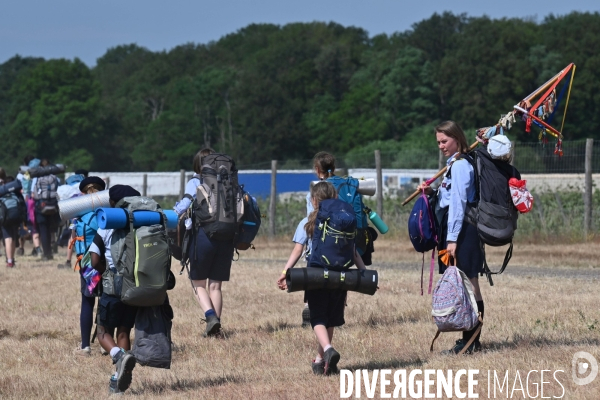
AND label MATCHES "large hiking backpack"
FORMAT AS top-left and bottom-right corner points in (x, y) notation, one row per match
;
(193, 153), (243, 241)
(234, 187), (261, 250)
(0, 192), (27, 227)
(430, 265), (482, 355)
(33, 174), (59, 215)
(110, 196), (172, 307)
(408, 191), (437, 295)
(309, 198), (357, 271)
(326, 176), (370, 255)
(72, 211), (99, 267)
(460, 146), (521, 284)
